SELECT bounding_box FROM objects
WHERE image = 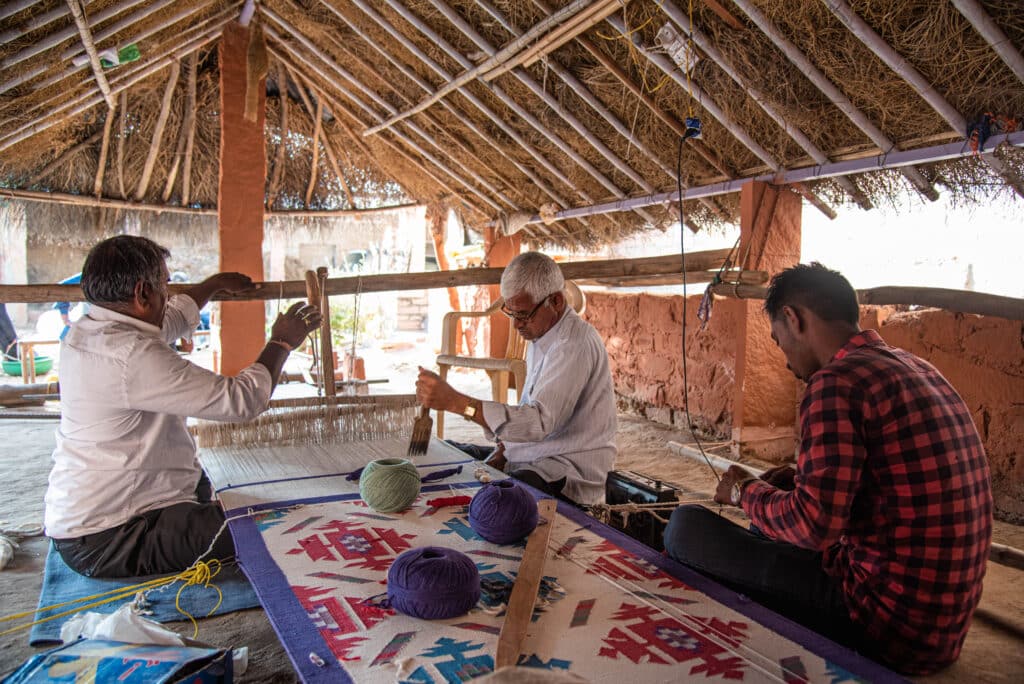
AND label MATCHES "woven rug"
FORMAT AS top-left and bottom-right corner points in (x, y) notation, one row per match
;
(29, 542), (260, 645)
(200, 438), (907, 684)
